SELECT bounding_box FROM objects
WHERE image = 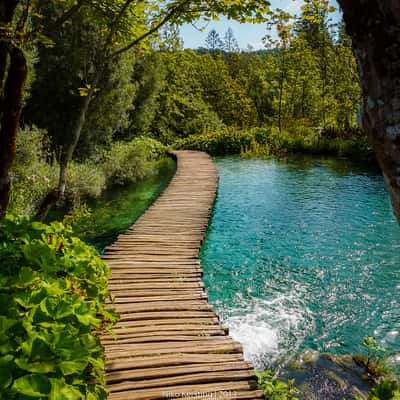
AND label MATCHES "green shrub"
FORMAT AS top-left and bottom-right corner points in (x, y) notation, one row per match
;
(131, 137), (168, 160)
(9, 126), (57, 217)
(174, 128), (256, 156)
(102, 137), (168, 186)
(368, 380), (400, 400)
(11, 131), (170, 216)
(174, 126), (372, 160)
(66, 162), (107, 206)
(256, 370), (299, 400)
(357, 380), (400, 400)
(0, 215), (118, 399)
